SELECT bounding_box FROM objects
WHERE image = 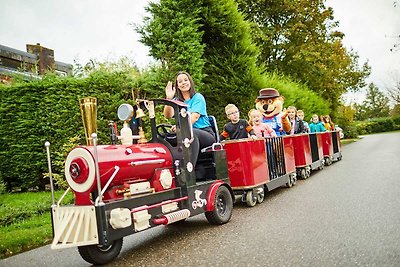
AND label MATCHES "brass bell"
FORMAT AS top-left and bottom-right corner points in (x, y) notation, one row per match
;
(135, 107), (146, 119)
